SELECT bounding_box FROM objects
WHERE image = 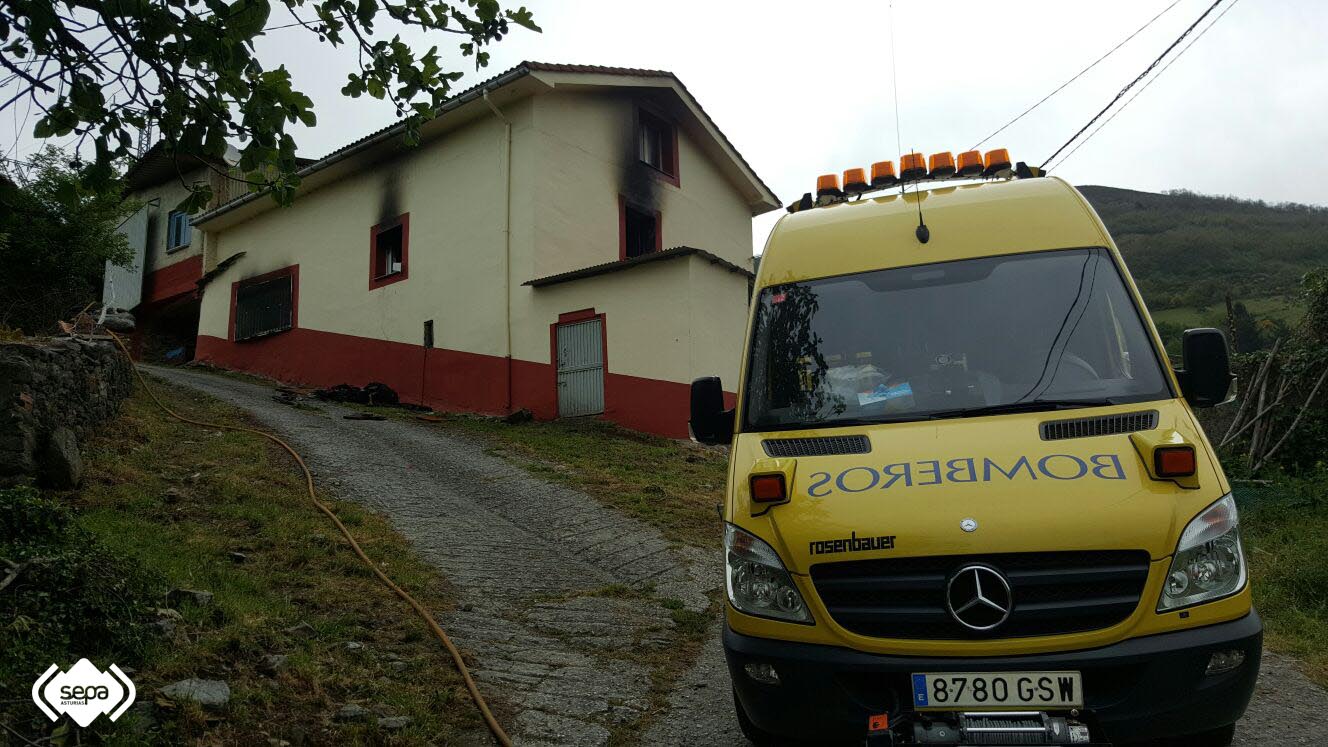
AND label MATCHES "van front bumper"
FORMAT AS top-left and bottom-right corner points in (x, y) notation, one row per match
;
(725, 611), (1262, 744)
